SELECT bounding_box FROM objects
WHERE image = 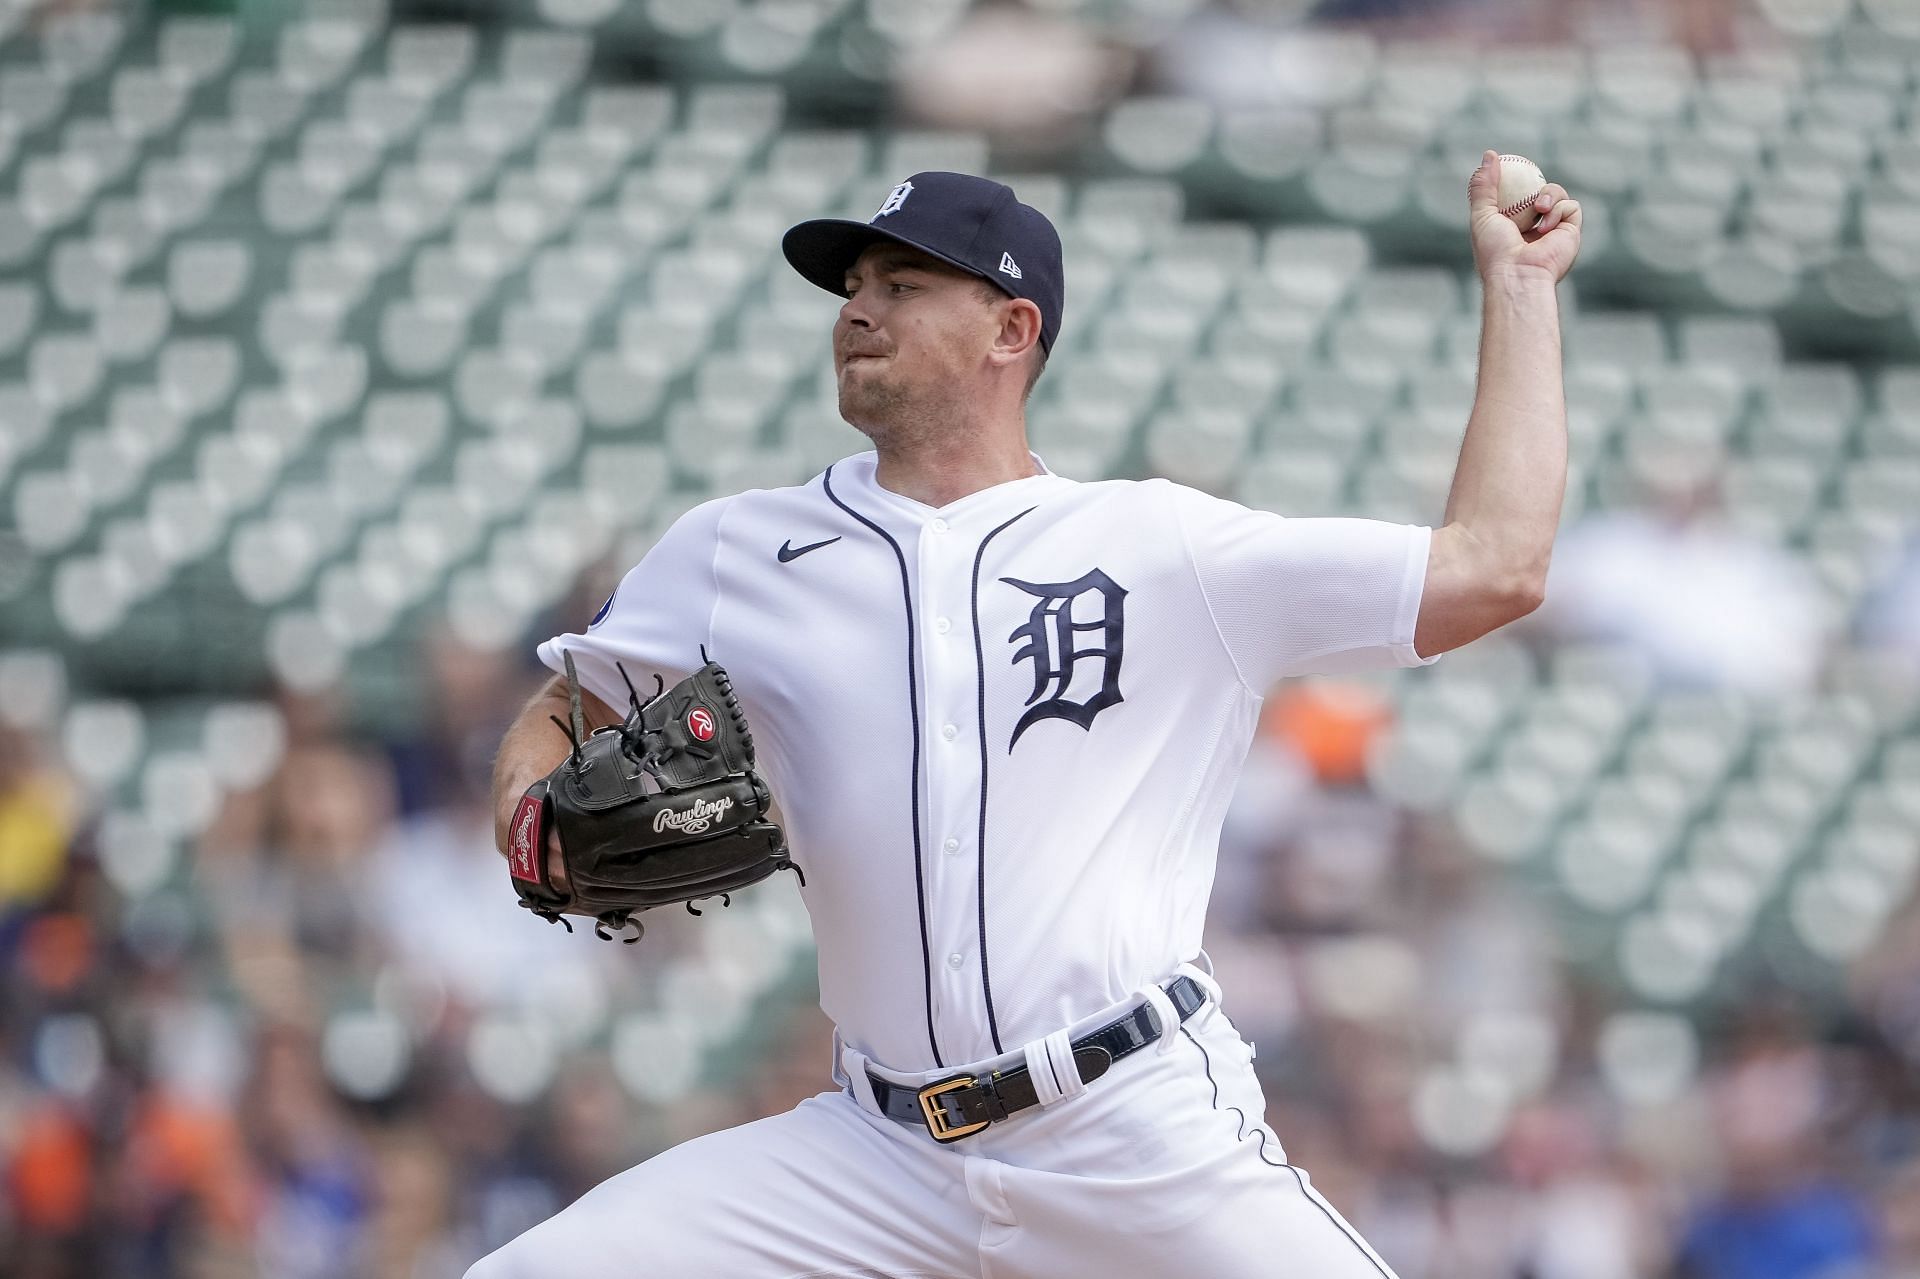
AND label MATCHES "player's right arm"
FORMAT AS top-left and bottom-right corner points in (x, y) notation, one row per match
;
(490, 675), (622, 858)
(1415, 150), (1582, 659)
